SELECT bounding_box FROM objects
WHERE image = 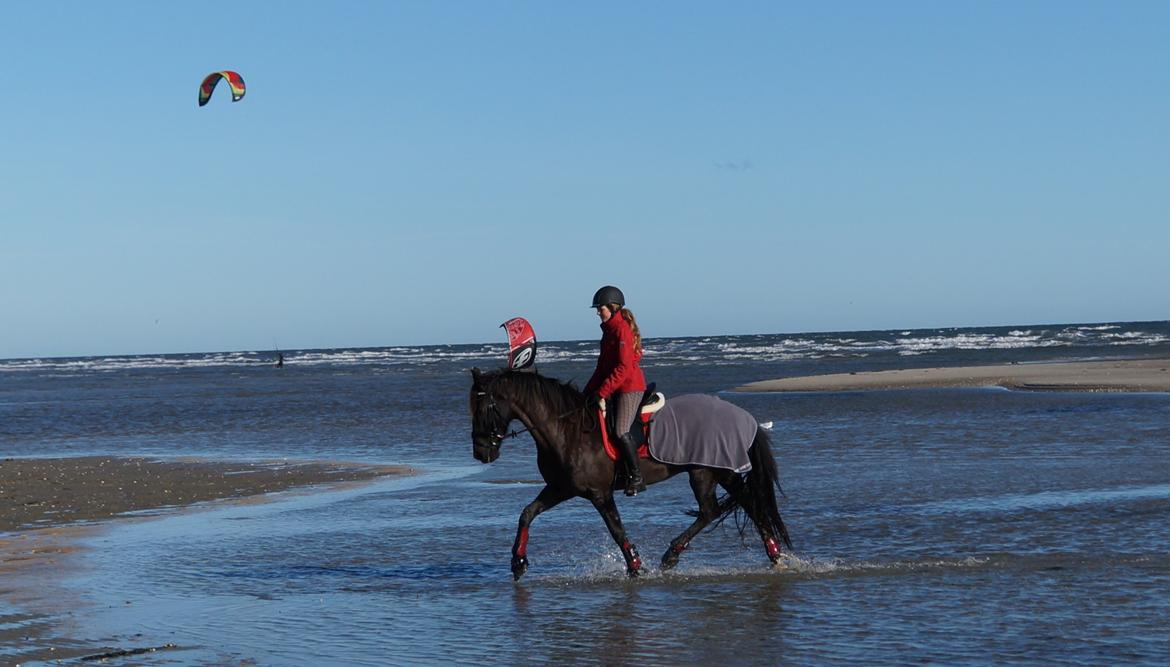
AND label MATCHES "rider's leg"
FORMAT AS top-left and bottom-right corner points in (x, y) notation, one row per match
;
(616, 433), (645, 496)
(612, 392), (645, 496)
